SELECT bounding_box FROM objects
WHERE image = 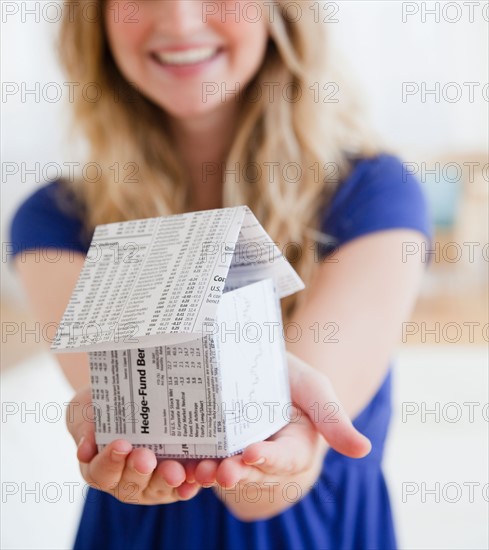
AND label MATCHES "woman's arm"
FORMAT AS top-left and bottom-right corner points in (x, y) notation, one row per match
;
(206, 228), (428, 520)
(13, 227), (426, 514)
(14, 251), (90, 391)
(14, 251), (204, 503)
(288, 228), (427, 419)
